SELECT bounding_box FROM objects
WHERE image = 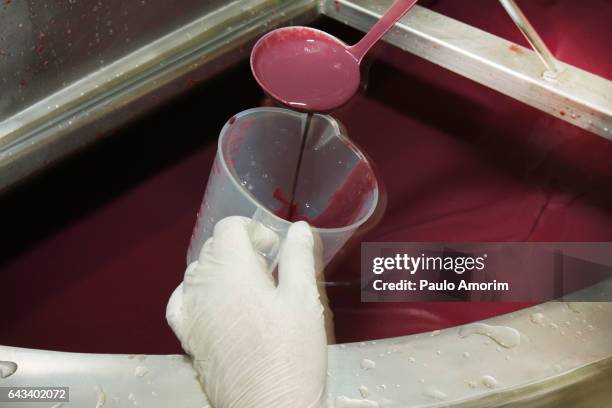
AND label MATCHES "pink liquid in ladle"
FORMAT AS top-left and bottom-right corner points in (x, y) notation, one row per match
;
(250, 0), (419, 112)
